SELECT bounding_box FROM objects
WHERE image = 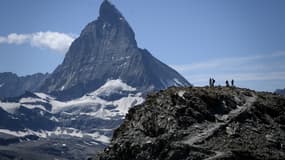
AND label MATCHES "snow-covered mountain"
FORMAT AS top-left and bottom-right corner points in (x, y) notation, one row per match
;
(0, 1), (190, 100)
(39, 0), (190, 100)
(0, 79), (143, 139)
(0, 1), (190, 159)
(0, 79), (143, 159)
